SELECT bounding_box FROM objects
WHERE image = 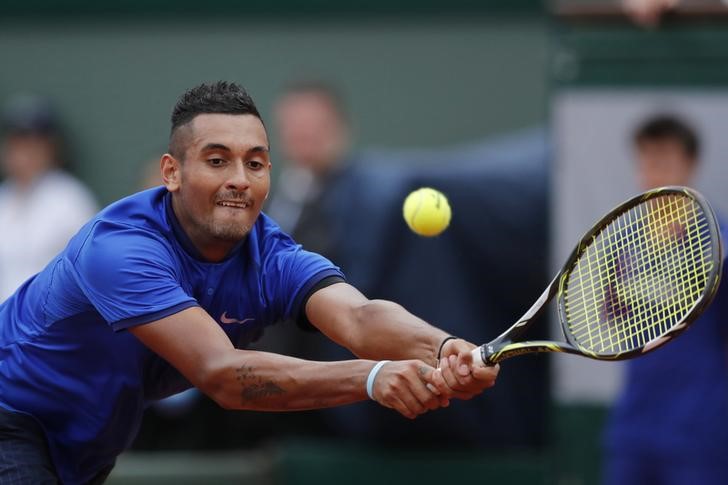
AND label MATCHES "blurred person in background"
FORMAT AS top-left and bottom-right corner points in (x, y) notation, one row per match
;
(602, 114), (728, 485)
(0, 95), (97, 301)
(266, 80), (356, 267)
(622, 0), (680, 27)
